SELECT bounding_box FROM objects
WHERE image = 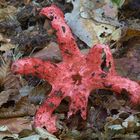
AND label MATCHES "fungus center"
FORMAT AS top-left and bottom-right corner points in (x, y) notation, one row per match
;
(71, 73), (82, 85)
